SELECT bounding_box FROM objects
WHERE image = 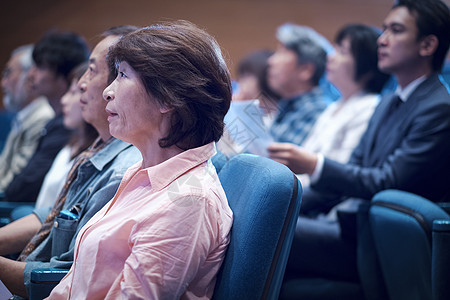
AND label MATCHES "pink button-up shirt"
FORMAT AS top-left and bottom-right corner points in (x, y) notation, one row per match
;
(48, 143), (233, 299)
